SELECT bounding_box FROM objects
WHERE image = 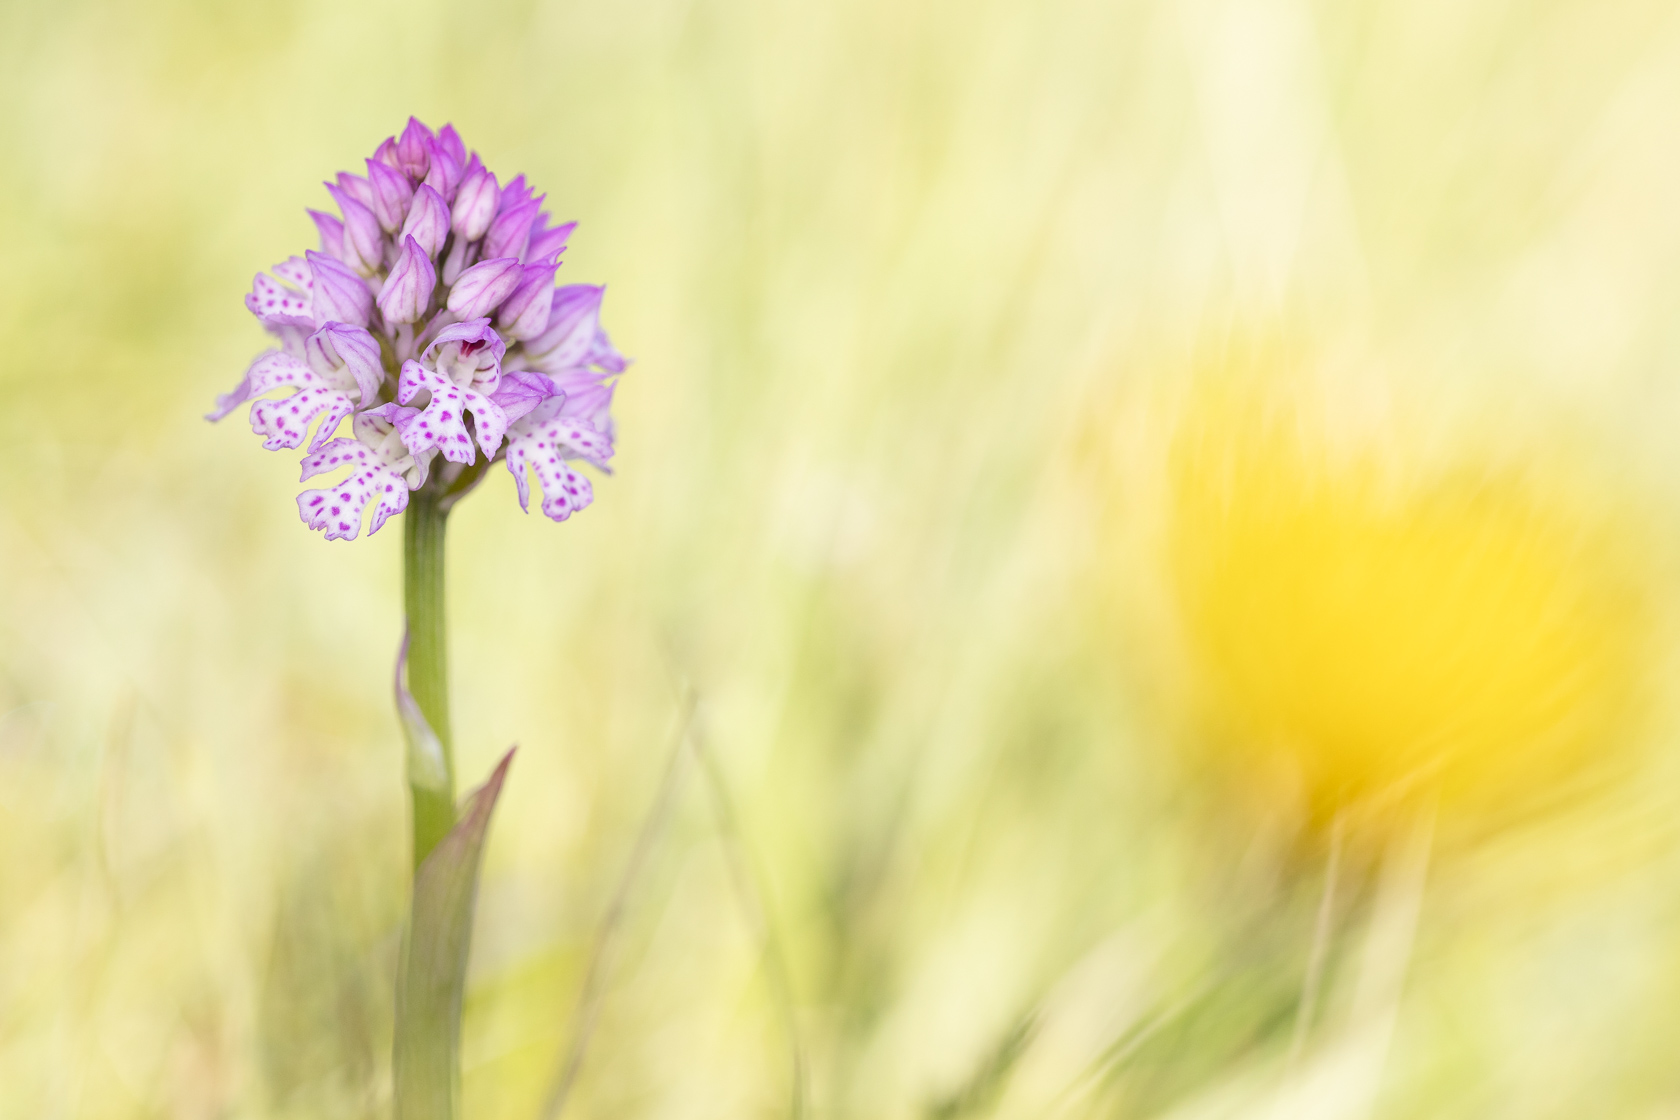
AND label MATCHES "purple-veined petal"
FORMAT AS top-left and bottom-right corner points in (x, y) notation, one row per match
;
(497, 174), (531, 212)
(446, 257), (522, 320)
(326, 184), (384, 275)
(373, 136), (400, 168)
(586, 323), (629, 374)
(397, 117), (433, 181)
(397, 360), (510, 463)
(366, 158), (414, 233)
(335, 171), (375, 208)
(306, 323), (385, 405)
(487, 369), (557, 426)
(451, 163), (499, 241)
(551, 370), (618, 433)
(307, 251), (374, 328)
(524, 219), (575, 264)
(378, 235), (438, 325)
(423, 140), (463, 201)
(308, 209), (347, 262)
(482, 196), (541, 261)
(401, 184), (451, 258)
(244, 351), (356, 451)
(438, 124), (467, 167)
(297, 438), (412, 541)
(522, 284), (604, 364)
(497, 262), (559, 340)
